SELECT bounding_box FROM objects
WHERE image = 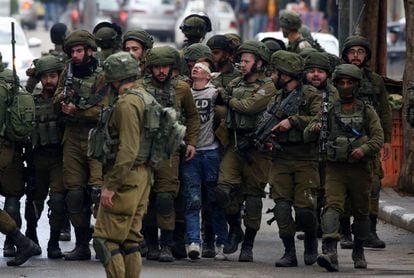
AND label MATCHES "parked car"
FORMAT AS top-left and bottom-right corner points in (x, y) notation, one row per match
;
(254, 31), (339, 56)
(19, 0), (37, 30)
(124, 0), (177, 42)
(387, 18), (405, 80)
(174, 0), (239, 48)
(0, 17), (39, 85)
(60, 0), (127, 32)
